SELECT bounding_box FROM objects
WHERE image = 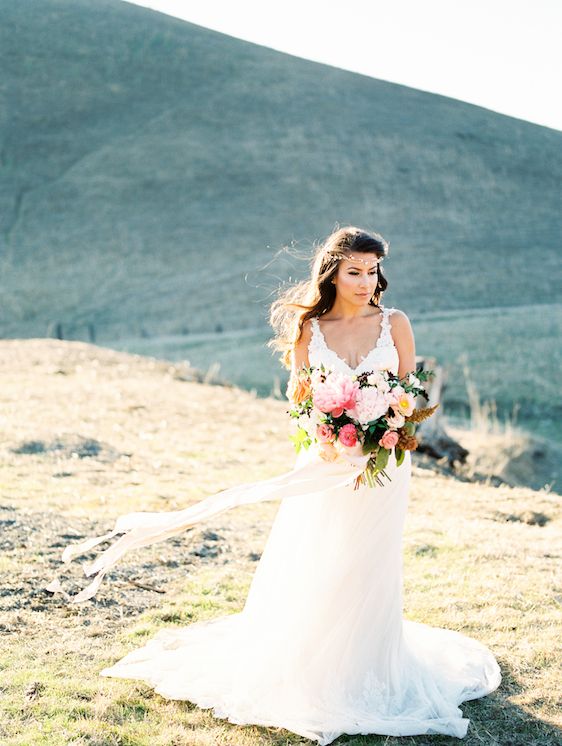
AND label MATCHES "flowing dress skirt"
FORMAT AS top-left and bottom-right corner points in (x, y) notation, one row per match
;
(99, 448), (501, 744)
